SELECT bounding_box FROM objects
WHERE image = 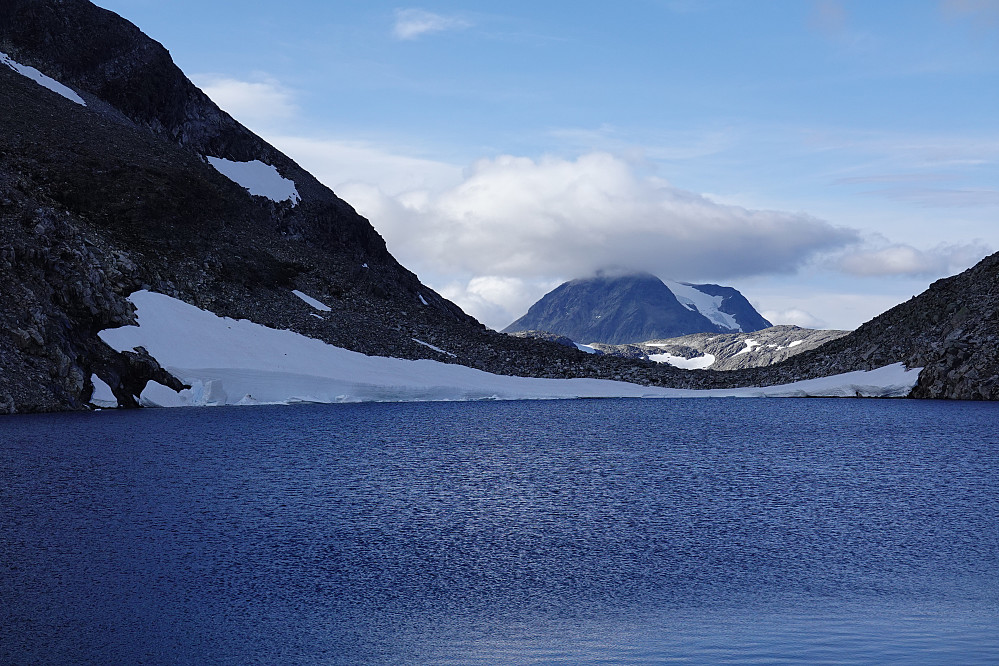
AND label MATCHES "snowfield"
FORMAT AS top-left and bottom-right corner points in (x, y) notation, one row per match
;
(648, 352), (717, 370)
(664, 280), (740, 331)
(96, 291), (922, 408)
(206, 157), (301, 204)
(1, 50), (86, 106)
